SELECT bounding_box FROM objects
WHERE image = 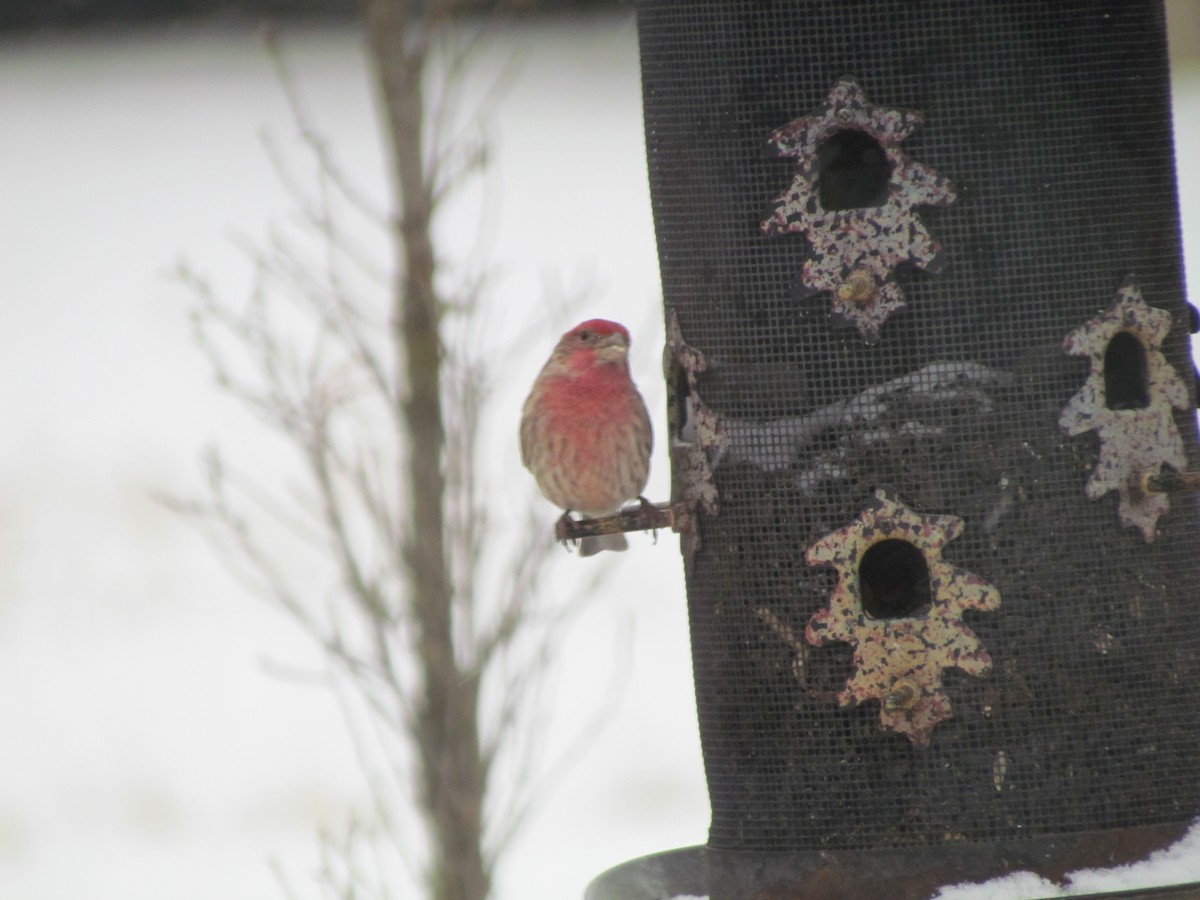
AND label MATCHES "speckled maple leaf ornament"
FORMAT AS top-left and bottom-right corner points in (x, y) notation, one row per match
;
(801, 489), (1000, 747)
(1059, 279), (1189, 542)
(761, 77), (956, 343)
